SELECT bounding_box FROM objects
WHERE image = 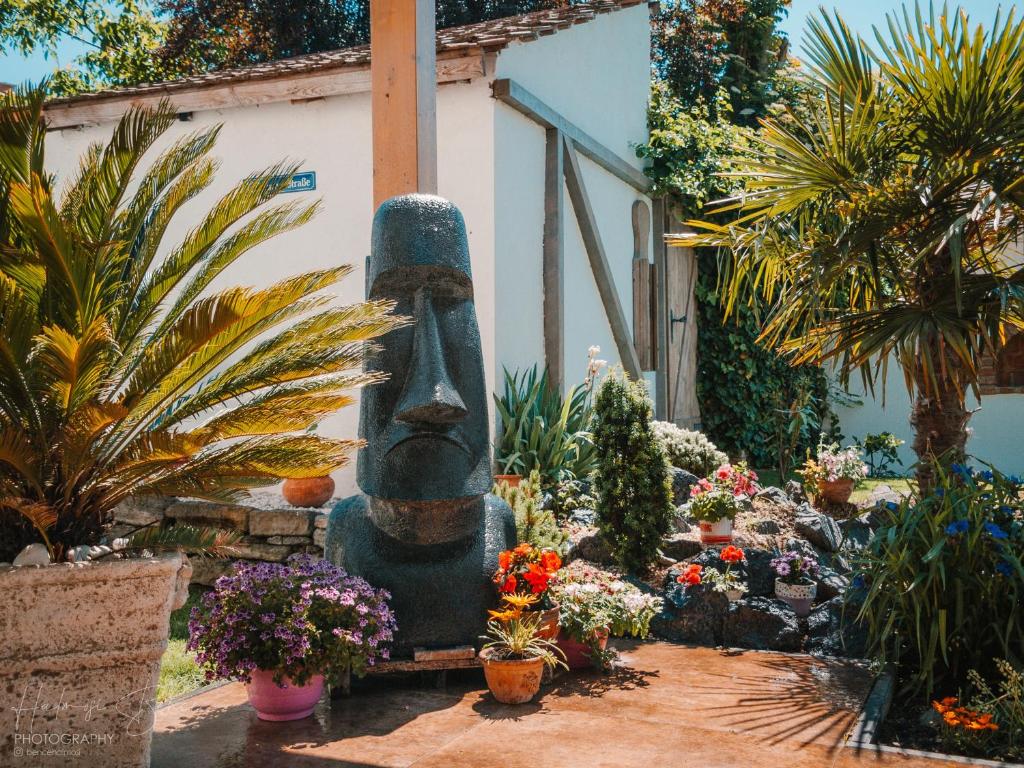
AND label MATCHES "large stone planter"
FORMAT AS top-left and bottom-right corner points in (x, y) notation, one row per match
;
(0, 553), (192, 767)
